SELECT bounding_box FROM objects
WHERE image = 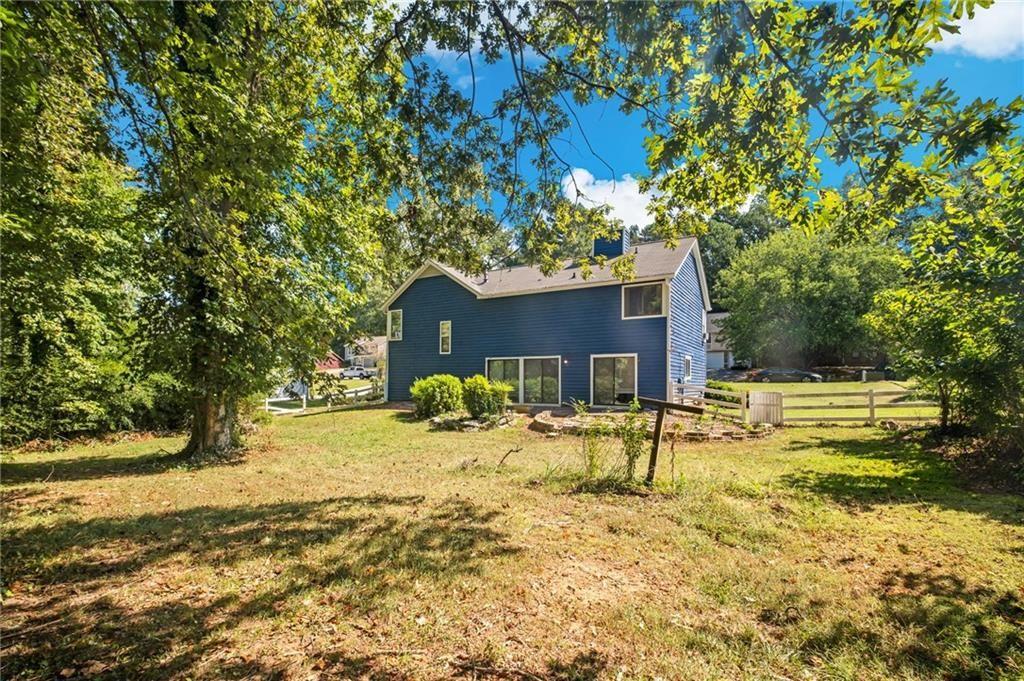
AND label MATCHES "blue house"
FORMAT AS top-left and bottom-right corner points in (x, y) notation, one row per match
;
(383, 231), (710, 407)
